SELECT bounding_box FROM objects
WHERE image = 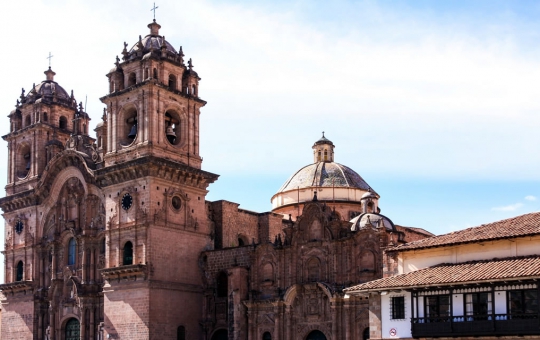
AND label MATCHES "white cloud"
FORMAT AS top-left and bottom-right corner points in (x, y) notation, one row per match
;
(491, 203), (524, 212)
(525, 195), (537, 201)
